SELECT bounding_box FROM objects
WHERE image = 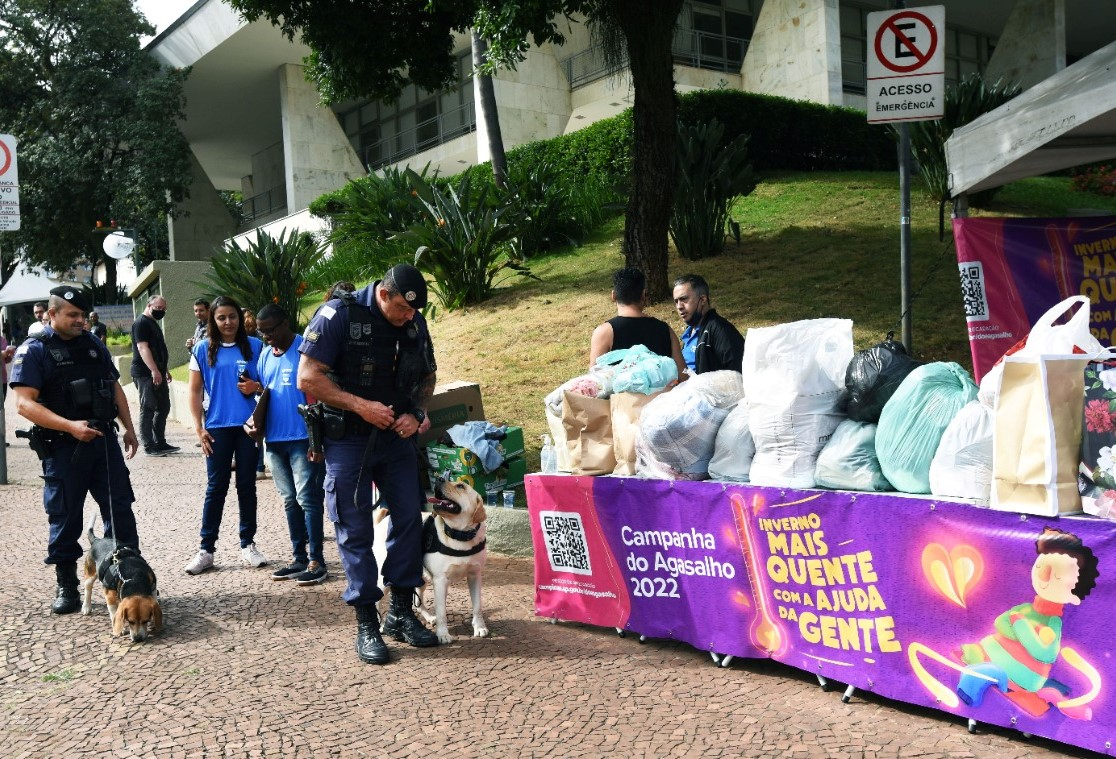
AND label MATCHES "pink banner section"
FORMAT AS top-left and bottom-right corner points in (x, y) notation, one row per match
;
(953, 216), (1116, 383)
(527, 474), (1116, 754)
